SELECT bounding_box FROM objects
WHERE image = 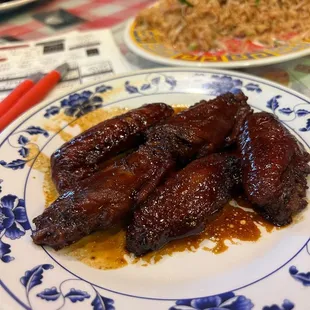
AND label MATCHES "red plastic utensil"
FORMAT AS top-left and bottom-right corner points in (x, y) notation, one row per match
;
(0, 63), (69, 132)
(0, 73), (43, 117)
